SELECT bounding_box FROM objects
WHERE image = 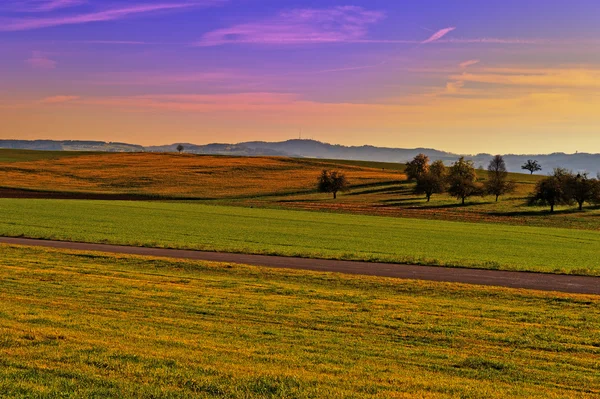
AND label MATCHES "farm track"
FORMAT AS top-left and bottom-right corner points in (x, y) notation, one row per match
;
(1, 237), (599, 296)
